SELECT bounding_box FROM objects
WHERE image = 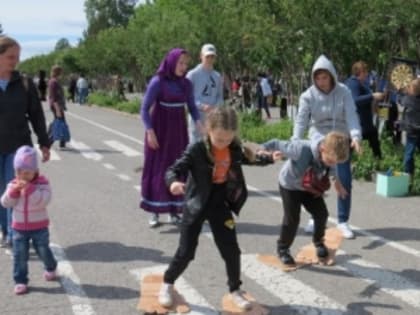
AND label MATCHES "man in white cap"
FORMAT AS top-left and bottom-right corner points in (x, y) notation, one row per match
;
(187, 43), (224, 143)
